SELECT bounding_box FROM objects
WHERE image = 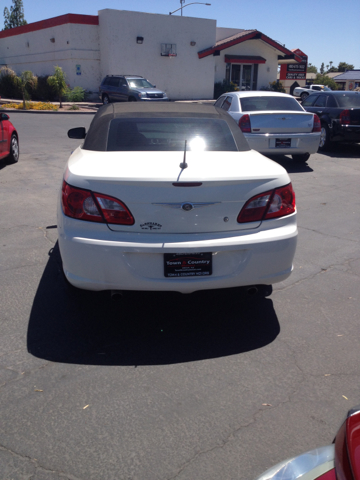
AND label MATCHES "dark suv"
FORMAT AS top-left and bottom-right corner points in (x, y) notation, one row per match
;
(99, 75), (169, 104)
